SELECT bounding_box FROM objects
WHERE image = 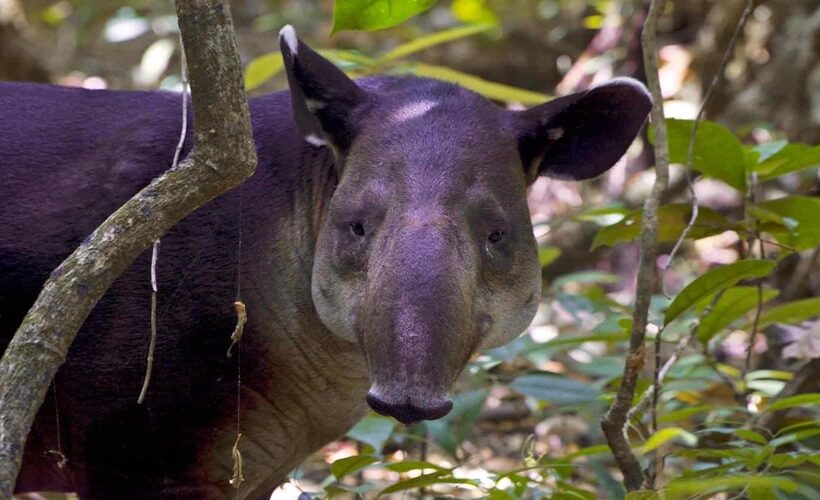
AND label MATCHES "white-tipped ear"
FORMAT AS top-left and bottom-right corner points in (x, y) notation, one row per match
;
(280, 24), (366, 153)
(279, 25), (298, 55)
